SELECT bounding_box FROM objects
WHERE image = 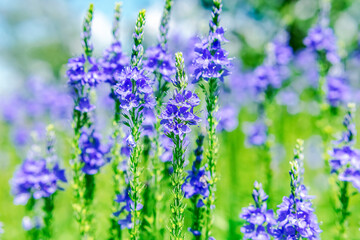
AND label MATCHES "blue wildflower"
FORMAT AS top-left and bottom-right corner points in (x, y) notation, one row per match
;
(11, 158), (67, 205)
(330, 104), (360, 191)
(216, 105), (239, 132)
(182, 135), (209, 203)
(192, 27), (231, 83)
(274, 140), (321, 240)
(99, 41), (129, 85)
(326, 75), (350, 107)
(114, 66), (155, 111)
(304, 25), (339, 64)
(79, 130), (109, 175)
(244, 121), (268, 147)
(113, 186), (144, 230)
(160, 89), (201, 139)
(240, 181), (276, 240)
(144, 44), (176, 82)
